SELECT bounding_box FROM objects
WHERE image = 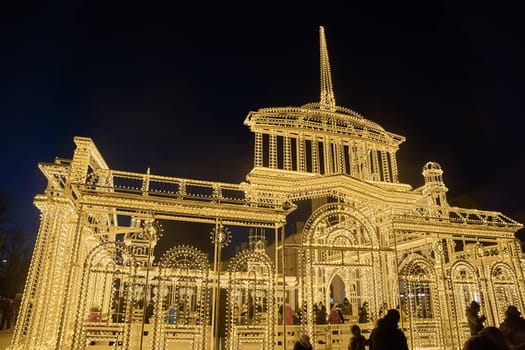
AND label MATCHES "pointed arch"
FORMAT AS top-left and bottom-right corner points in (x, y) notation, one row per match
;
(328, 272), (346, 306)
